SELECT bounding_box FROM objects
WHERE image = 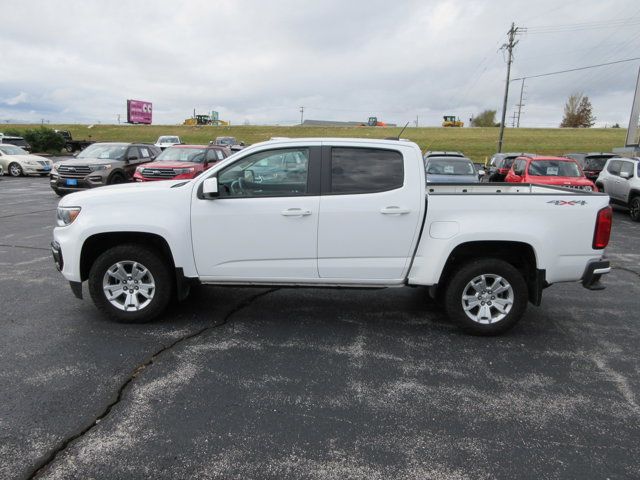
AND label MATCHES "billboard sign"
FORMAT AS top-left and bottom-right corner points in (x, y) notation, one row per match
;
(127, 99), (152, 124)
